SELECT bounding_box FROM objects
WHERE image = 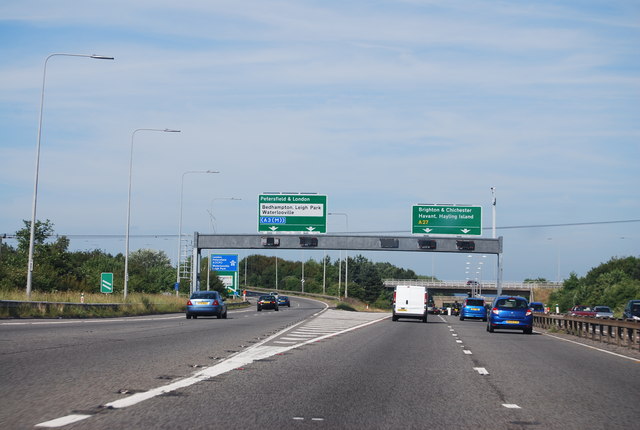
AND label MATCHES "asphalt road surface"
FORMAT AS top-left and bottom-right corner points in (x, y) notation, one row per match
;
(1, 300), (639, 429)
